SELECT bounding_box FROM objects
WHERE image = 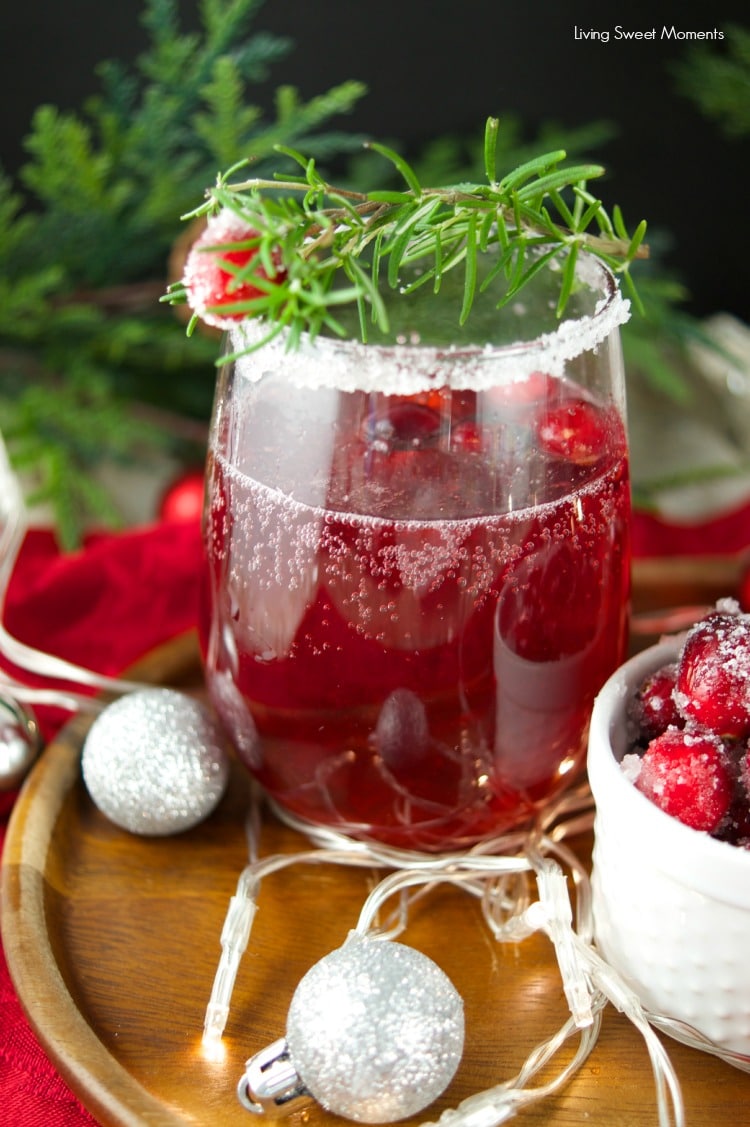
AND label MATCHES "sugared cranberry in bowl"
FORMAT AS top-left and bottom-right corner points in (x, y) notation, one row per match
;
(674, 607), (750, 739)
(588, 604), (750, 1058)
